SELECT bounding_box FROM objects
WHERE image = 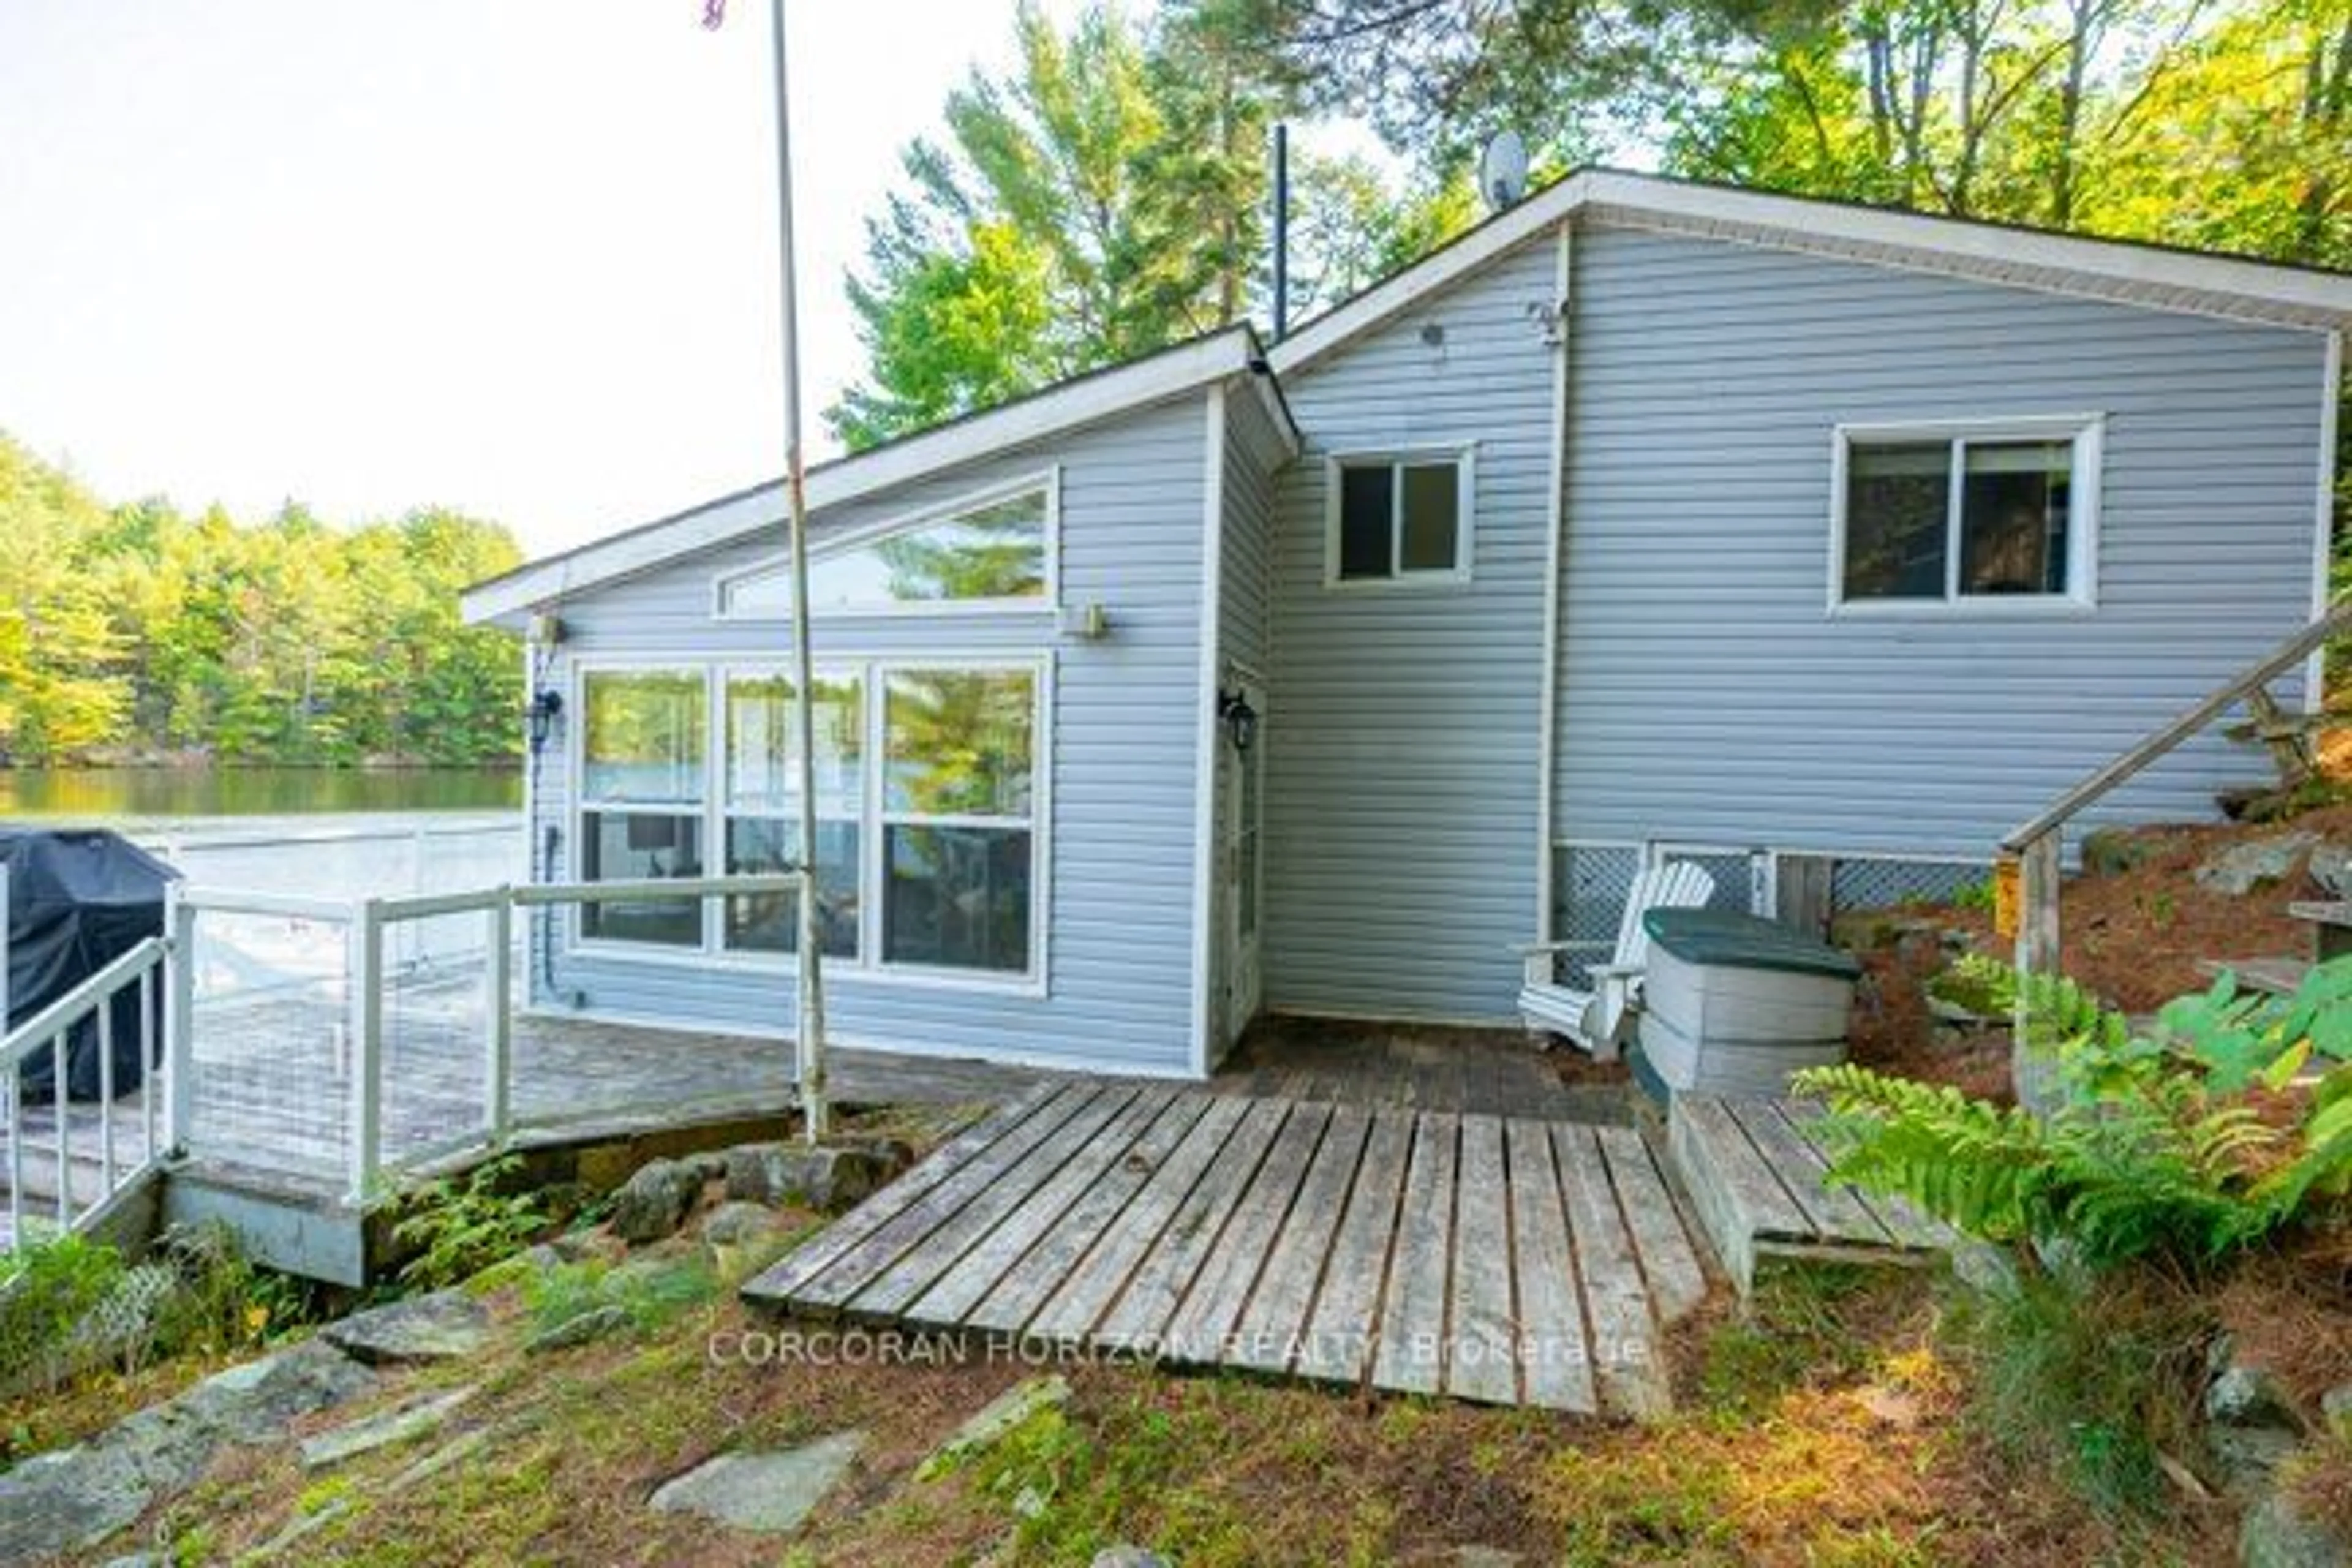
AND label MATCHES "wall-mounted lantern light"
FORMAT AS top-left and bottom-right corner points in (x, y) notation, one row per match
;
(526, 688), (565, 752)
(1216, 687), (1259, 753)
